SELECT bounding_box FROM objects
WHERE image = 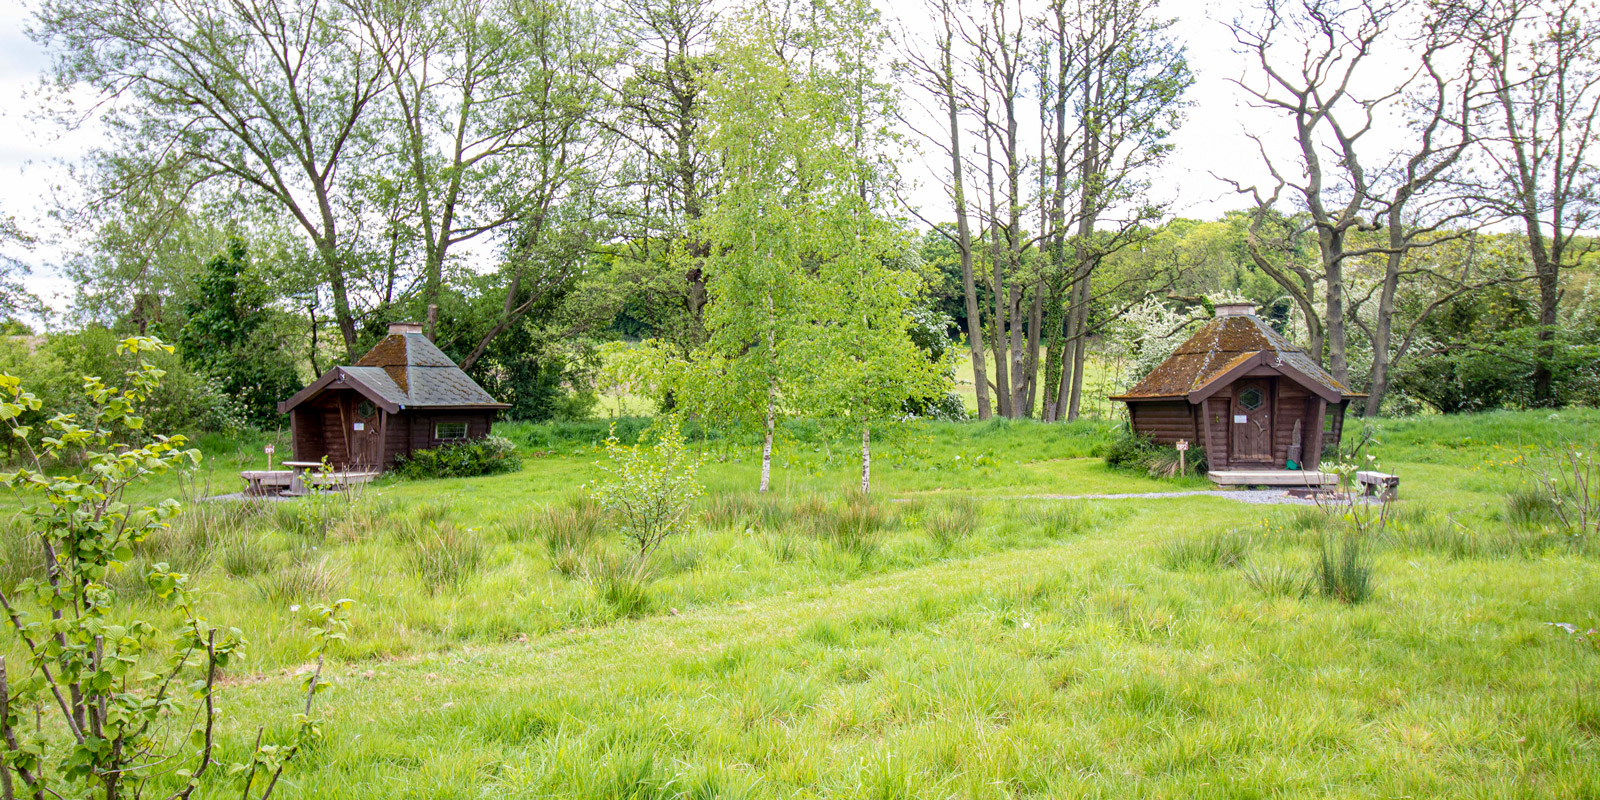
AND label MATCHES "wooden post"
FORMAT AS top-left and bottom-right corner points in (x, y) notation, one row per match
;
(1176, 439), (1189, 476)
